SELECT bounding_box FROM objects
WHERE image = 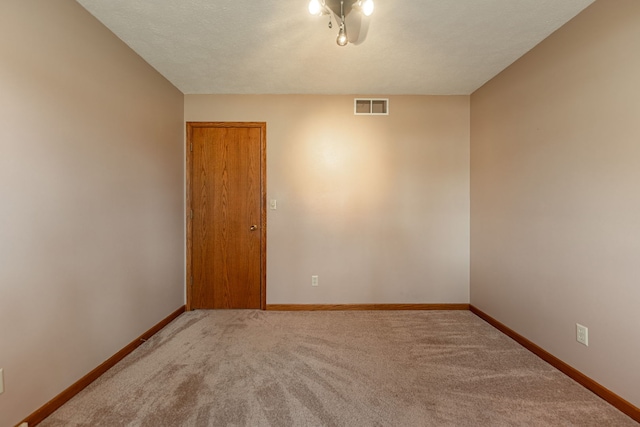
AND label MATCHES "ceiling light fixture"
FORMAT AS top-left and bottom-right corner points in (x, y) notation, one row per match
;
(336, 22), (348, 46)
(336, 1), (348, 46)
(308, 0), (324, 16)
(354, 0), (374, 17)
(308, 0), (374, 47)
